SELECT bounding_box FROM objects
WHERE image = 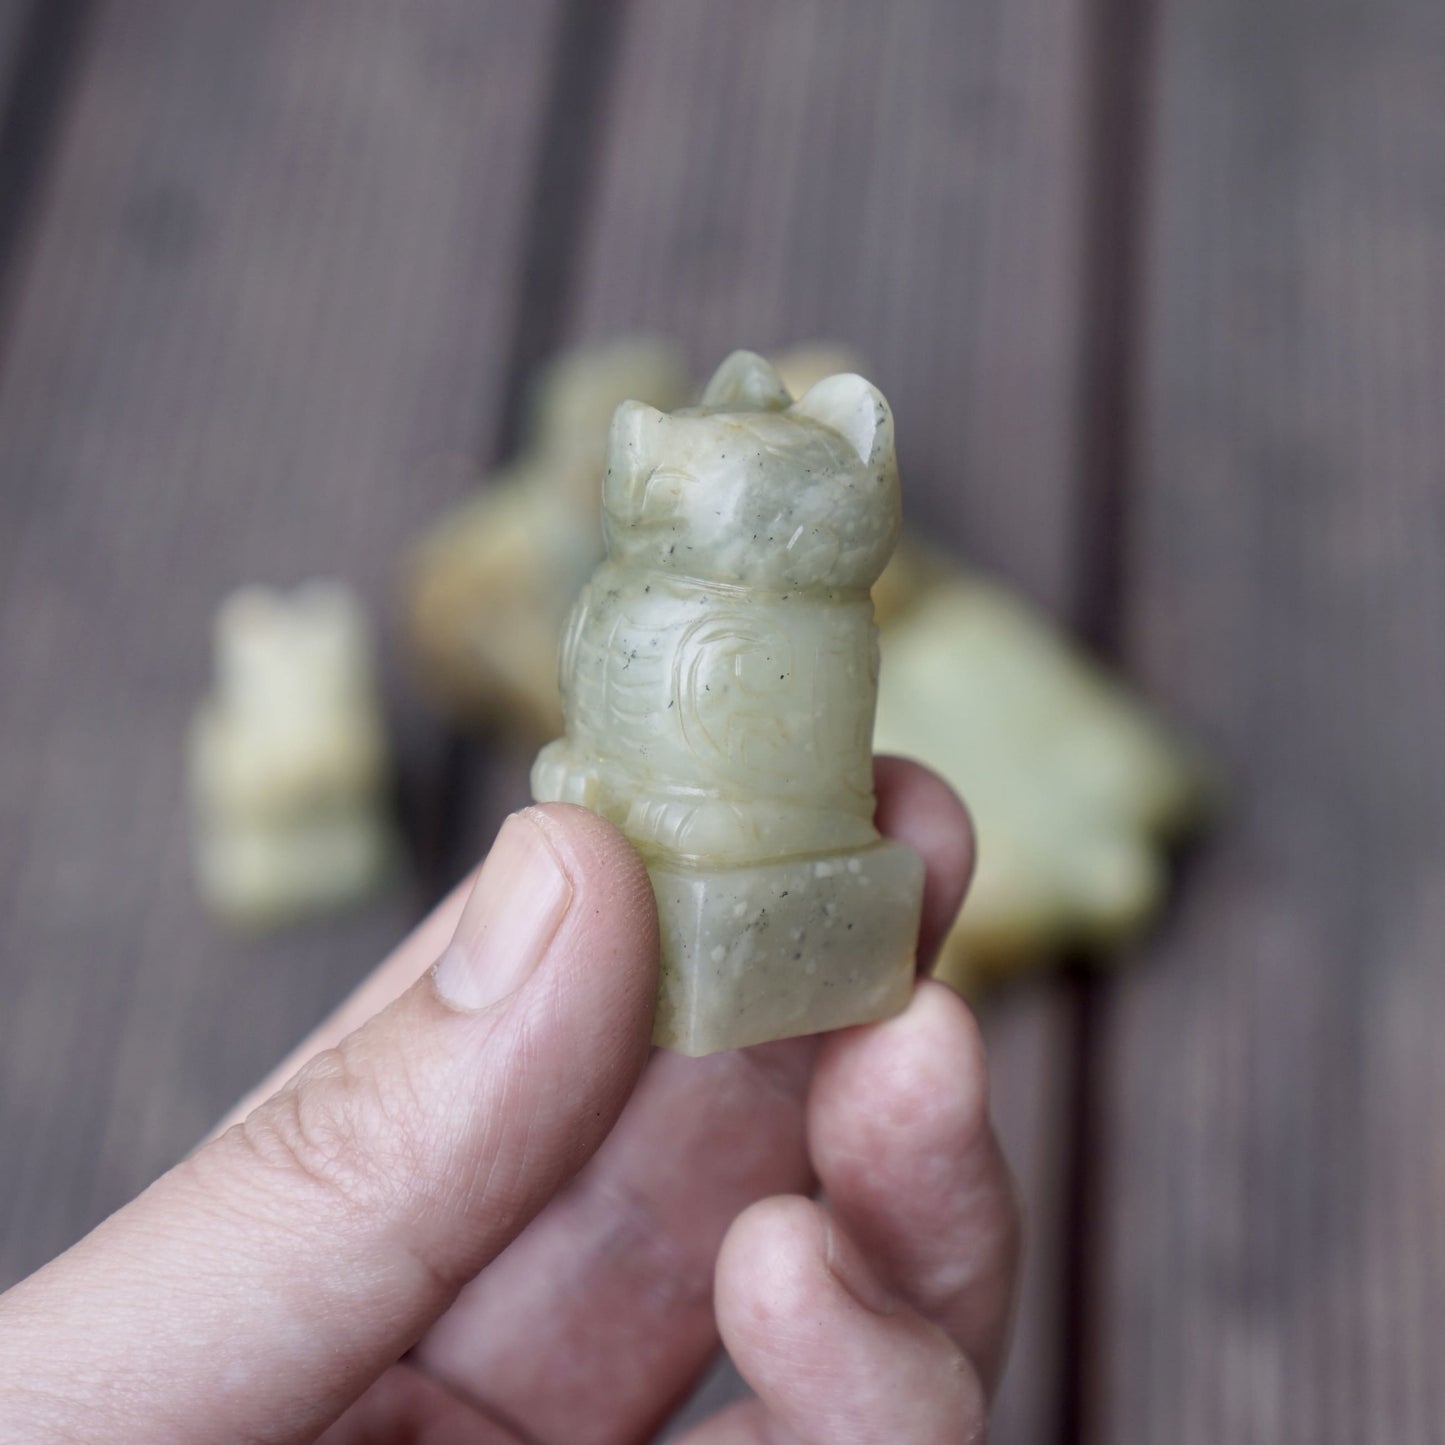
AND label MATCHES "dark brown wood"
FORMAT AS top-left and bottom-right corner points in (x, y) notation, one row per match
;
(1093, 0), (1445, 1439)
(562, 3), (1097, 1440)
(0, 0), (92, 335)
(0, 0), (35, 72)
(0, 0), (564, 1284)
